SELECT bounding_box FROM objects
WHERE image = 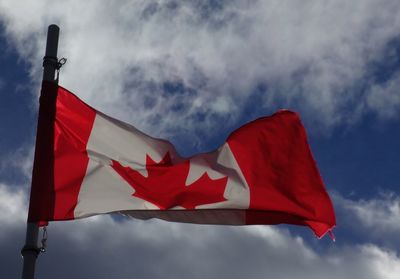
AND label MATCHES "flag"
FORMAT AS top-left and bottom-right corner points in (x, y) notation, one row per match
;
(28, 82), (336, 238)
